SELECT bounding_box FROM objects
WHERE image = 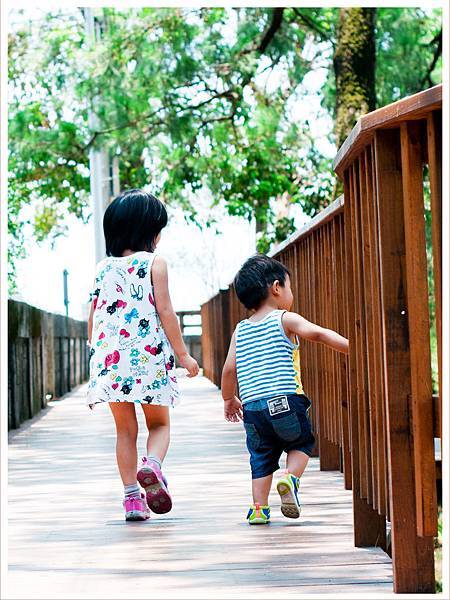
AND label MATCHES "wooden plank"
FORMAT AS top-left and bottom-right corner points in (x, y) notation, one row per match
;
(368, 141), (388, 519)
(310, 235), (321, 451)
(346, 165), (364, 499)
(338, 214), (352, 490)
(427, 110), (442, 434)
(7, 376), (394, 598)
(328, 222), (339, 450)
(344, 168), (386, 548)
(360, 151), (379, 511)
(317, 228), (328, 456)
(323, 225), (333, 442)
(400, 120), (437, 537)
(334, 237), (342, 460)
(350, 162), (370, 502)
(374, 128), (435, 592)
(304, 238), (319, 455)
(318, 225), (340, 471)
(334, 85), (442, 175)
